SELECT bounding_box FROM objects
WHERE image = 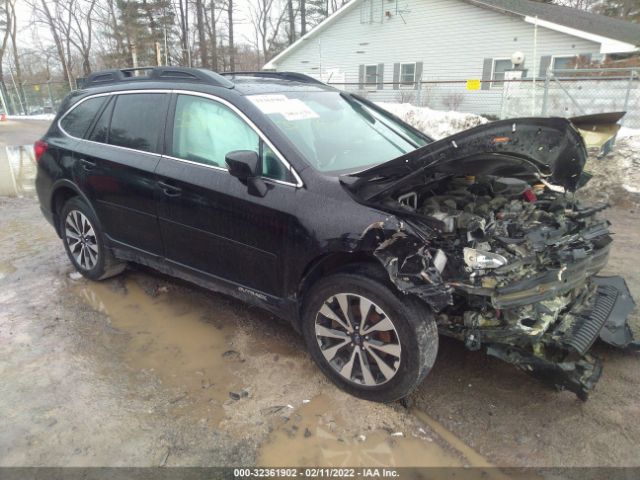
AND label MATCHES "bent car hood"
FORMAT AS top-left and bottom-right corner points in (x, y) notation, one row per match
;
(341, 112), (624, 201)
